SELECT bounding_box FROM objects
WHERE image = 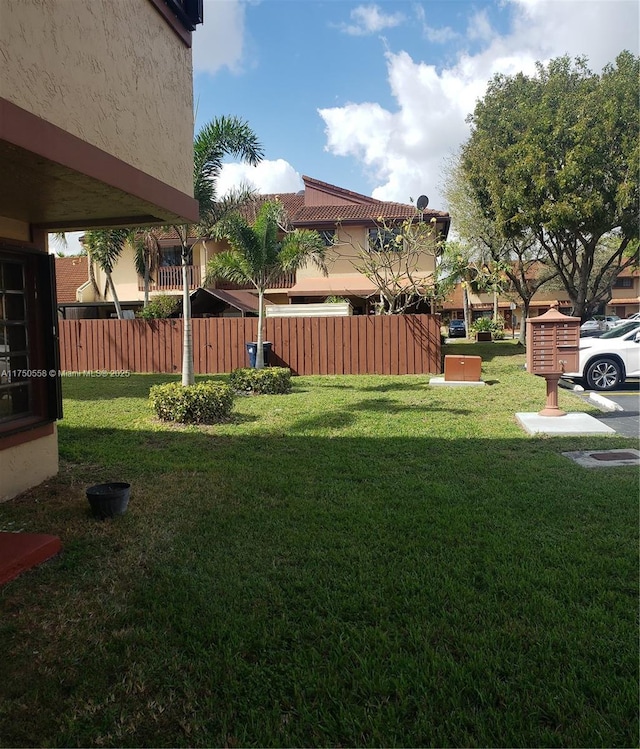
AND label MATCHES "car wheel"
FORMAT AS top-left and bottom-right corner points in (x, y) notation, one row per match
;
(585, 358), (623, 391)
